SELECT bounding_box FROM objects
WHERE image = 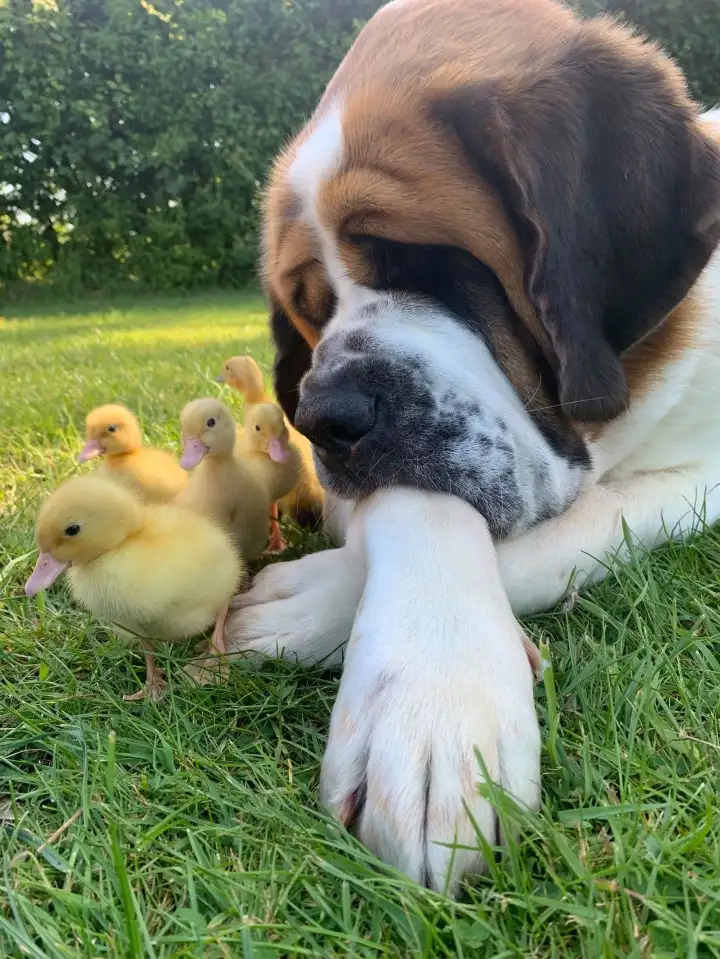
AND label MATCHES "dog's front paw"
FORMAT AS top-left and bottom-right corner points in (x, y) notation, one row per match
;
(224, 547), (365, 667)
(320, 489), (541, 896)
